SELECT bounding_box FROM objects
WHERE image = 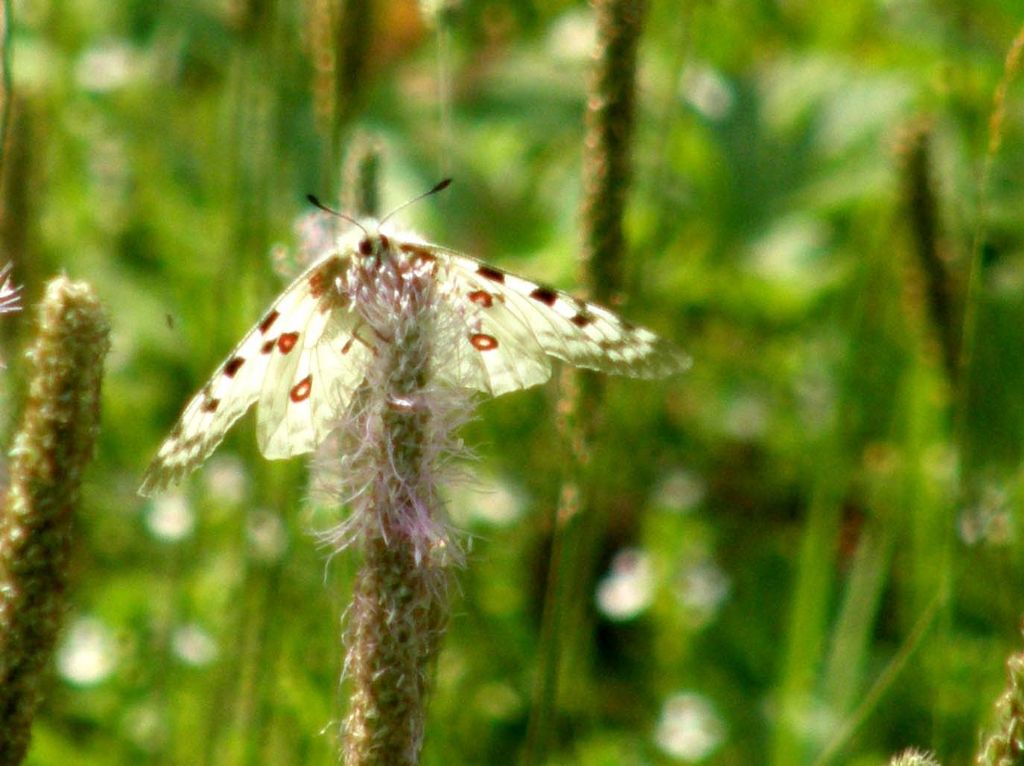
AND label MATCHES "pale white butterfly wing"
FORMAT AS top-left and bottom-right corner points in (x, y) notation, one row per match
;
(139, 253), (353, 496)
(256, 295), (370, 458)
(435, 248), (689, 394)
(438, 264), (553, 396)
(388, 240), (551, 396)
(255, 299), (324, 458)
